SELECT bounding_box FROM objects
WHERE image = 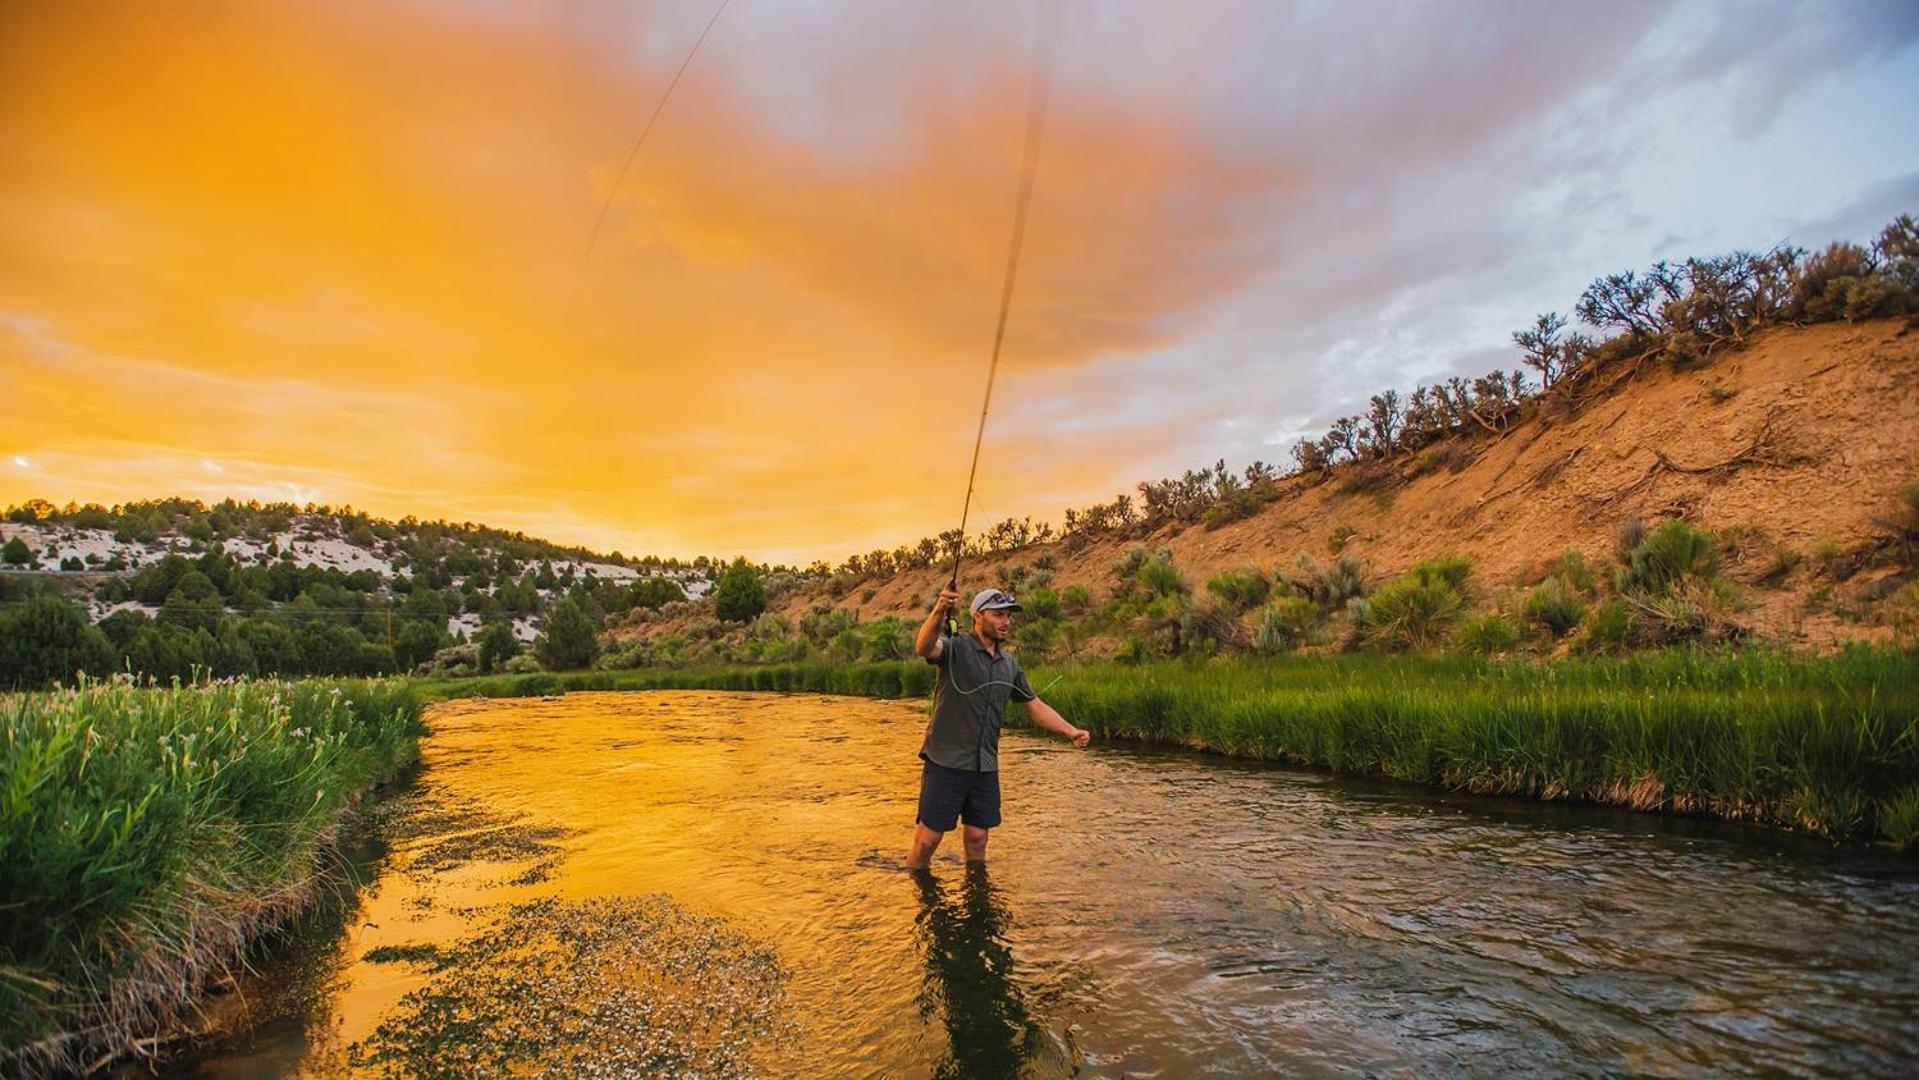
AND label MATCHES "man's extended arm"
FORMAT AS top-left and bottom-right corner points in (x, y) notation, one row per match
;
(915, 587), (960, 660)
(1024, 697), (1091, 748)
